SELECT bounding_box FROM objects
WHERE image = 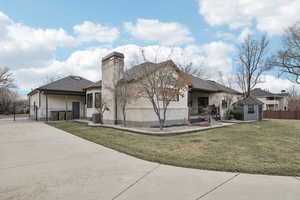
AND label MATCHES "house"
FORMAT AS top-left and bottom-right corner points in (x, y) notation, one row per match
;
(250, 88), (289, 111)
(28, 51), (242, 125)
(28, 76), (94, 120)
(234, 96), (264, 121)
(99, 52), (241, 126)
